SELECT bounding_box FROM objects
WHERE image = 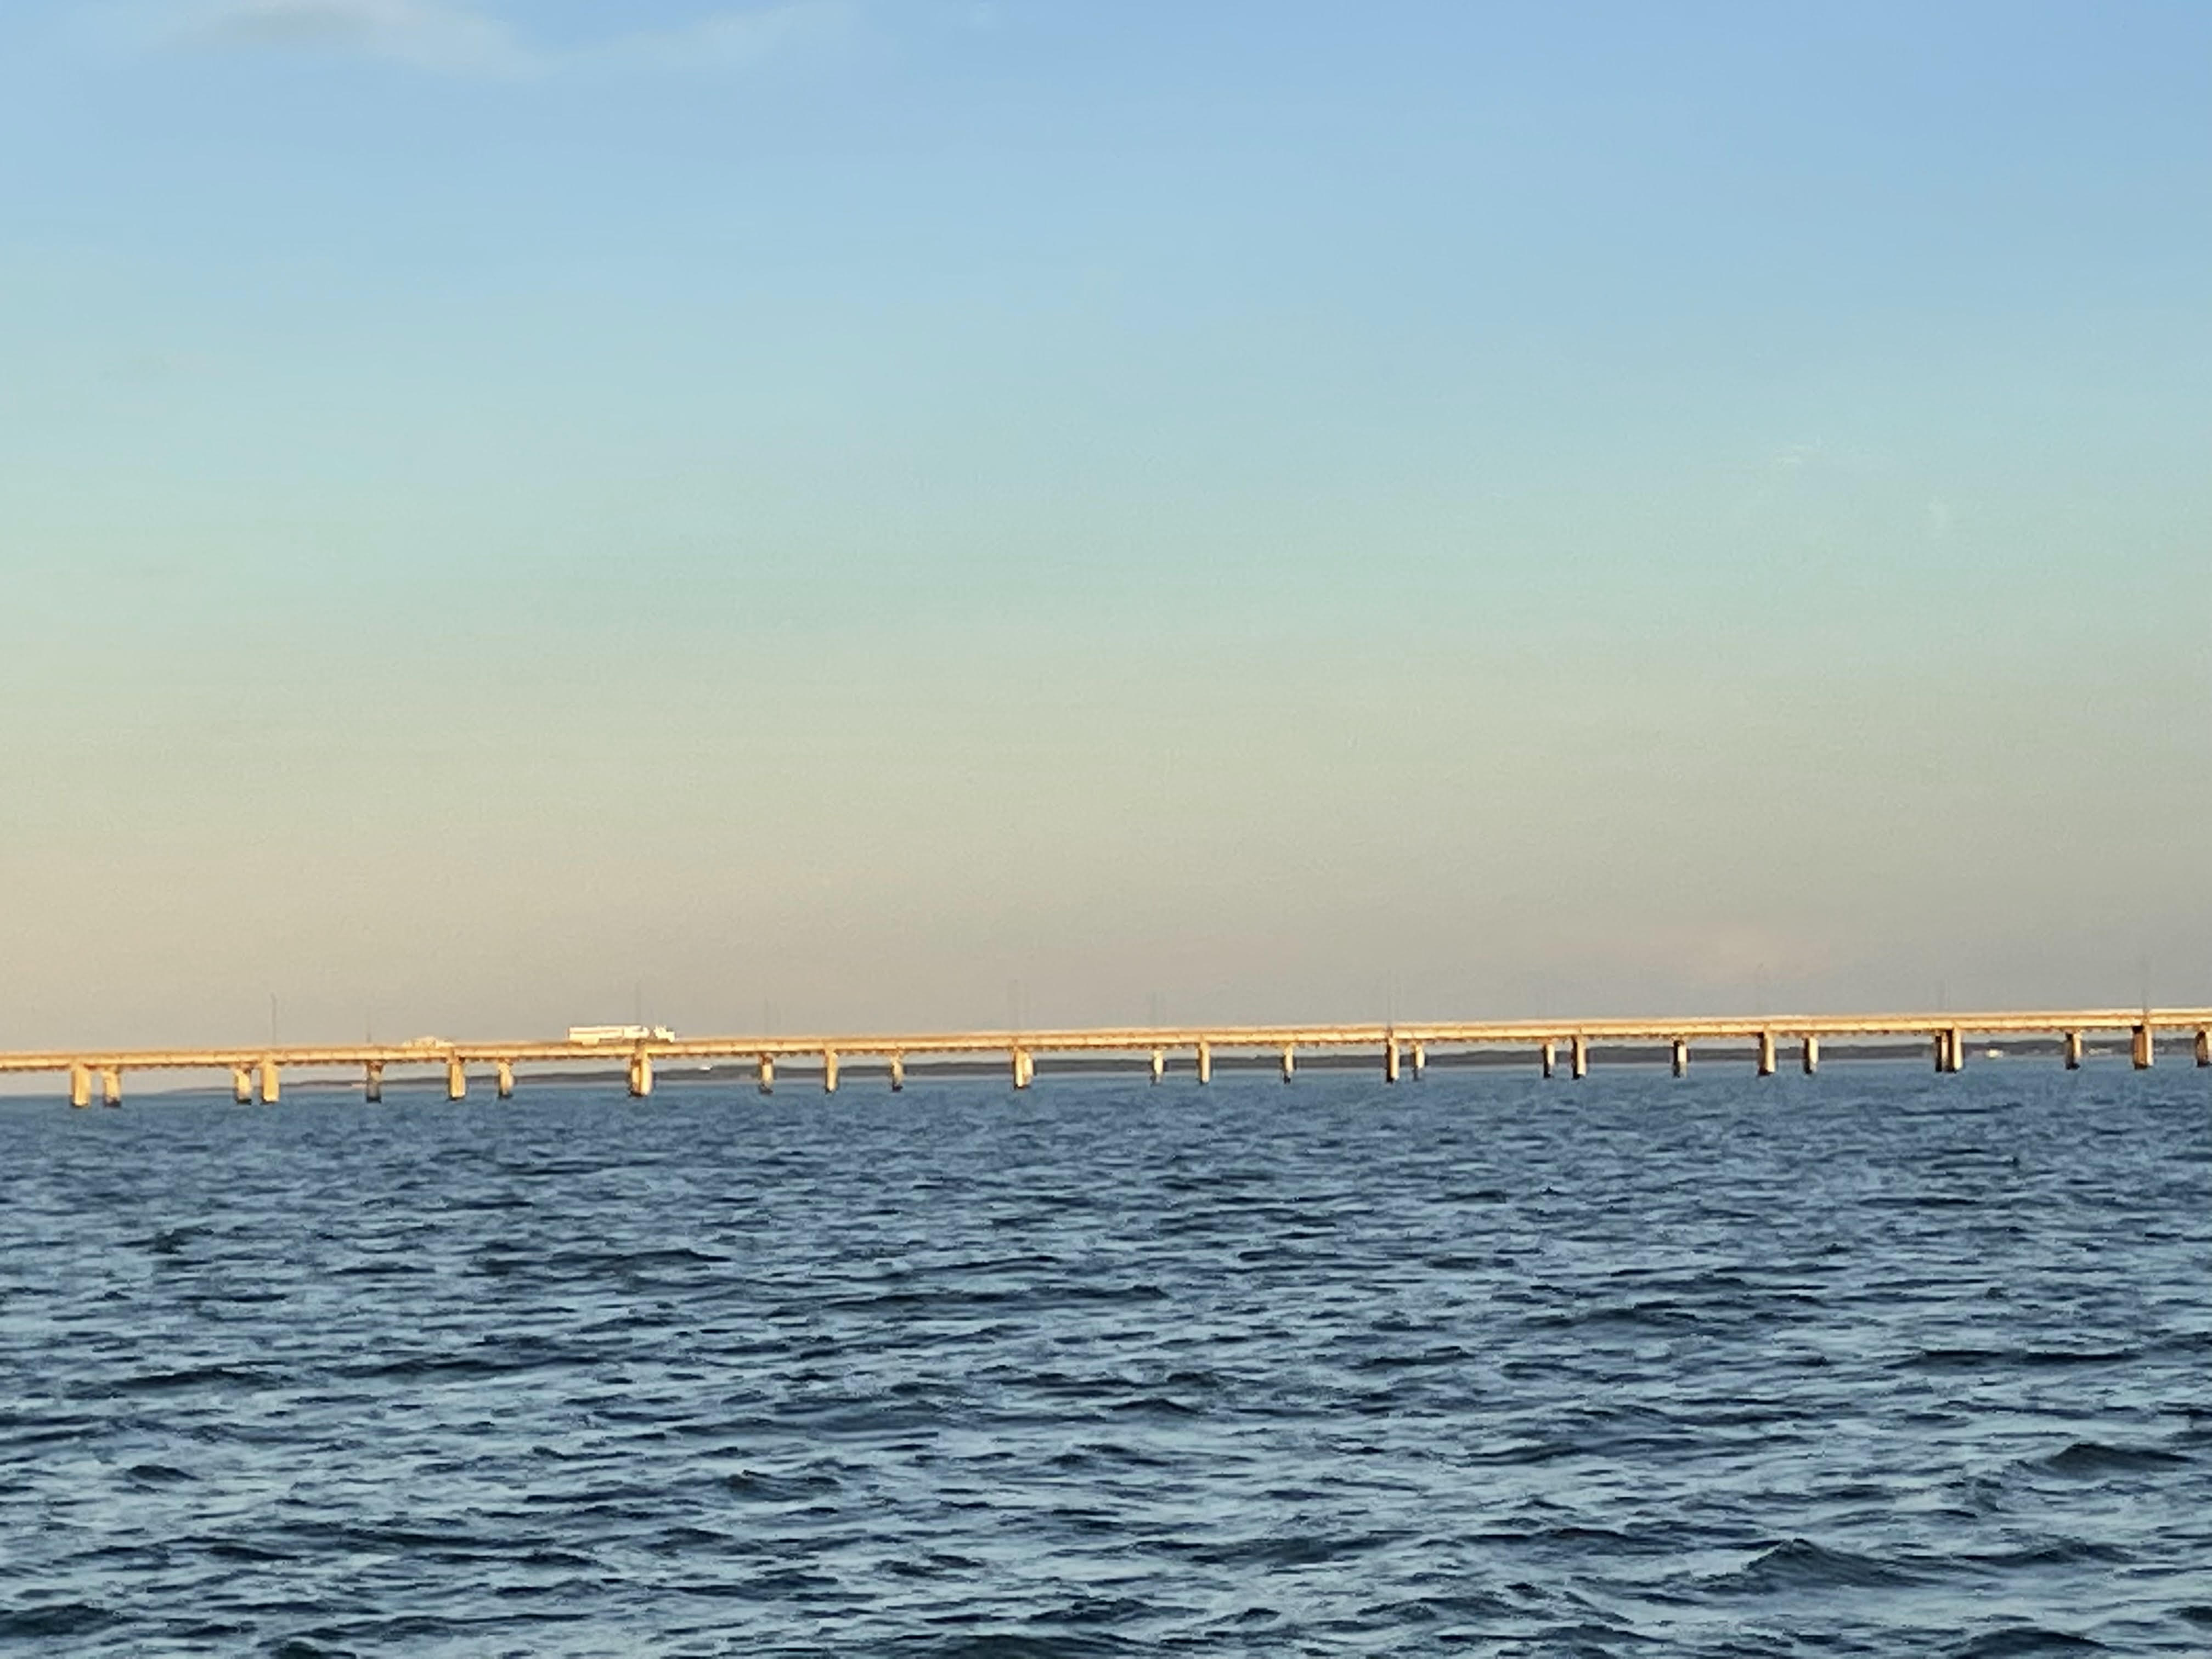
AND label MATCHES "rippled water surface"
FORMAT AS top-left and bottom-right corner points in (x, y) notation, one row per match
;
(4, 1062), (2211, 1655)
